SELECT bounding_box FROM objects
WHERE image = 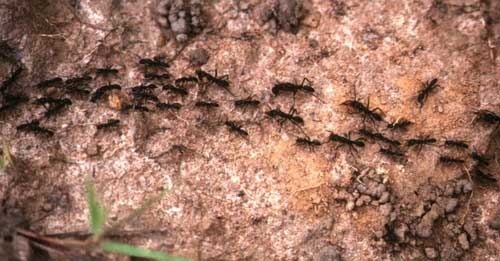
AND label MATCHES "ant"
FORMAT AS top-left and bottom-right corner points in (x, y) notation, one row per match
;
(175, 76), (198, 86)
(131, 84), (158, 94)
(144, 73), (170, 81)
(196, 69), (232, 94)
(406, 136), (436, 154)
(471, 165), (497, 183)
(195, 101), (219, 108)
(417, 78), (439, 108)
(139, 56), (170, 68)
(95, 67), (119, 77)
(132, 91), (160, 103)
(16, 120), (54, 137)
(162, 84), (188, 96)
(295, 136), (322, 151)
(443, 139), (469, 149)
(156, 102), (182, 111)
(272, 78), (315, 96)
(43, 98), (72, 118)
(272, 78), (324, 103)
(341, 96), (384, 125)
(225, 121), (249, 137)
(65, 75), (92, 85)
(90, 84), (122, 102)
(387, 118), (412, 130)
(265, 107), (304, 127)
(438, 156), (465, 164)
(36, 77), (64, 89)
(358, 128), (401, 146)
(96, 119), (120, 130)
(234, 96), (260, 109)
(0, 93), (29, 112)
(1, 66), (23, 93)
(121, 104), (150, 112)
(328, 132), (365, 156)
(471, 151), (489, 166)
(473, 110), (500, 125)
(379, 147), (406, 160)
